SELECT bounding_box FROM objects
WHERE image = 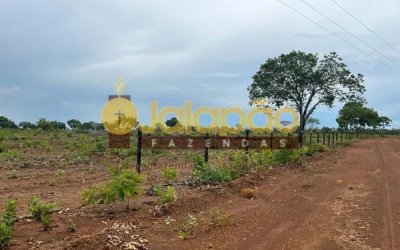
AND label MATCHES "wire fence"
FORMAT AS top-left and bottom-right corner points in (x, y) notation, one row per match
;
(299, 132), (378, 147)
